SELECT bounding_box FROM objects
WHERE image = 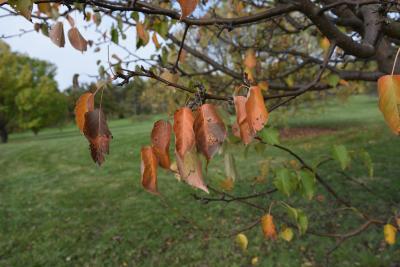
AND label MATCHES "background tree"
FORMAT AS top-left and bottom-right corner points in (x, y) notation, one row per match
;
(0, 41), (67, 141)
